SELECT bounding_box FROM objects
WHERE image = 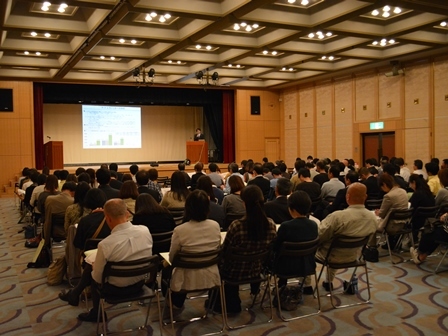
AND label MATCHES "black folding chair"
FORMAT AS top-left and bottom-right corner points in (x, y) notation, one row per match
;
(96, 255), (162, 336)
(316, 235), (371, 309)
